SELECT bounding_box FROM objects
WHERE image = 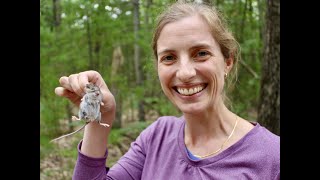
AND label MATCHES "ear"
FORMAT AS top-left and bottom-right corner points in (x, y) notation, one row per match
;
(225, 56), (234, 74)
